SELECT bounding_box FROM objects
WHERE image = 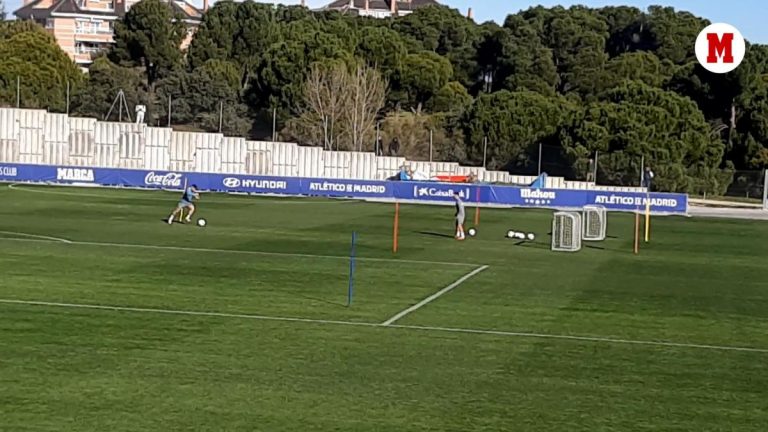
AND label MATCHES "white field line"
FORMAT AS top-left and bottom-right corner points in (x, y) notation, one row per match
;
(0, 230), (72, 244)
(381, 265), (489, 326)
(6, 183), (355, 205)
(1, 298), (767, 354)
(0, 236), (480, 268)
